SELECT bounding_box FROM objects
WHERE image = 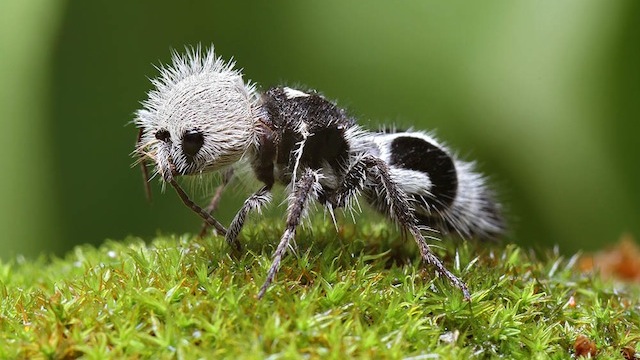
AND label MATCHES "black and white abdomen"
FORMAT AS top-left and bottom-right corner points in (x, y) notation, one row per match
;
(364, 132), (504, 240)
